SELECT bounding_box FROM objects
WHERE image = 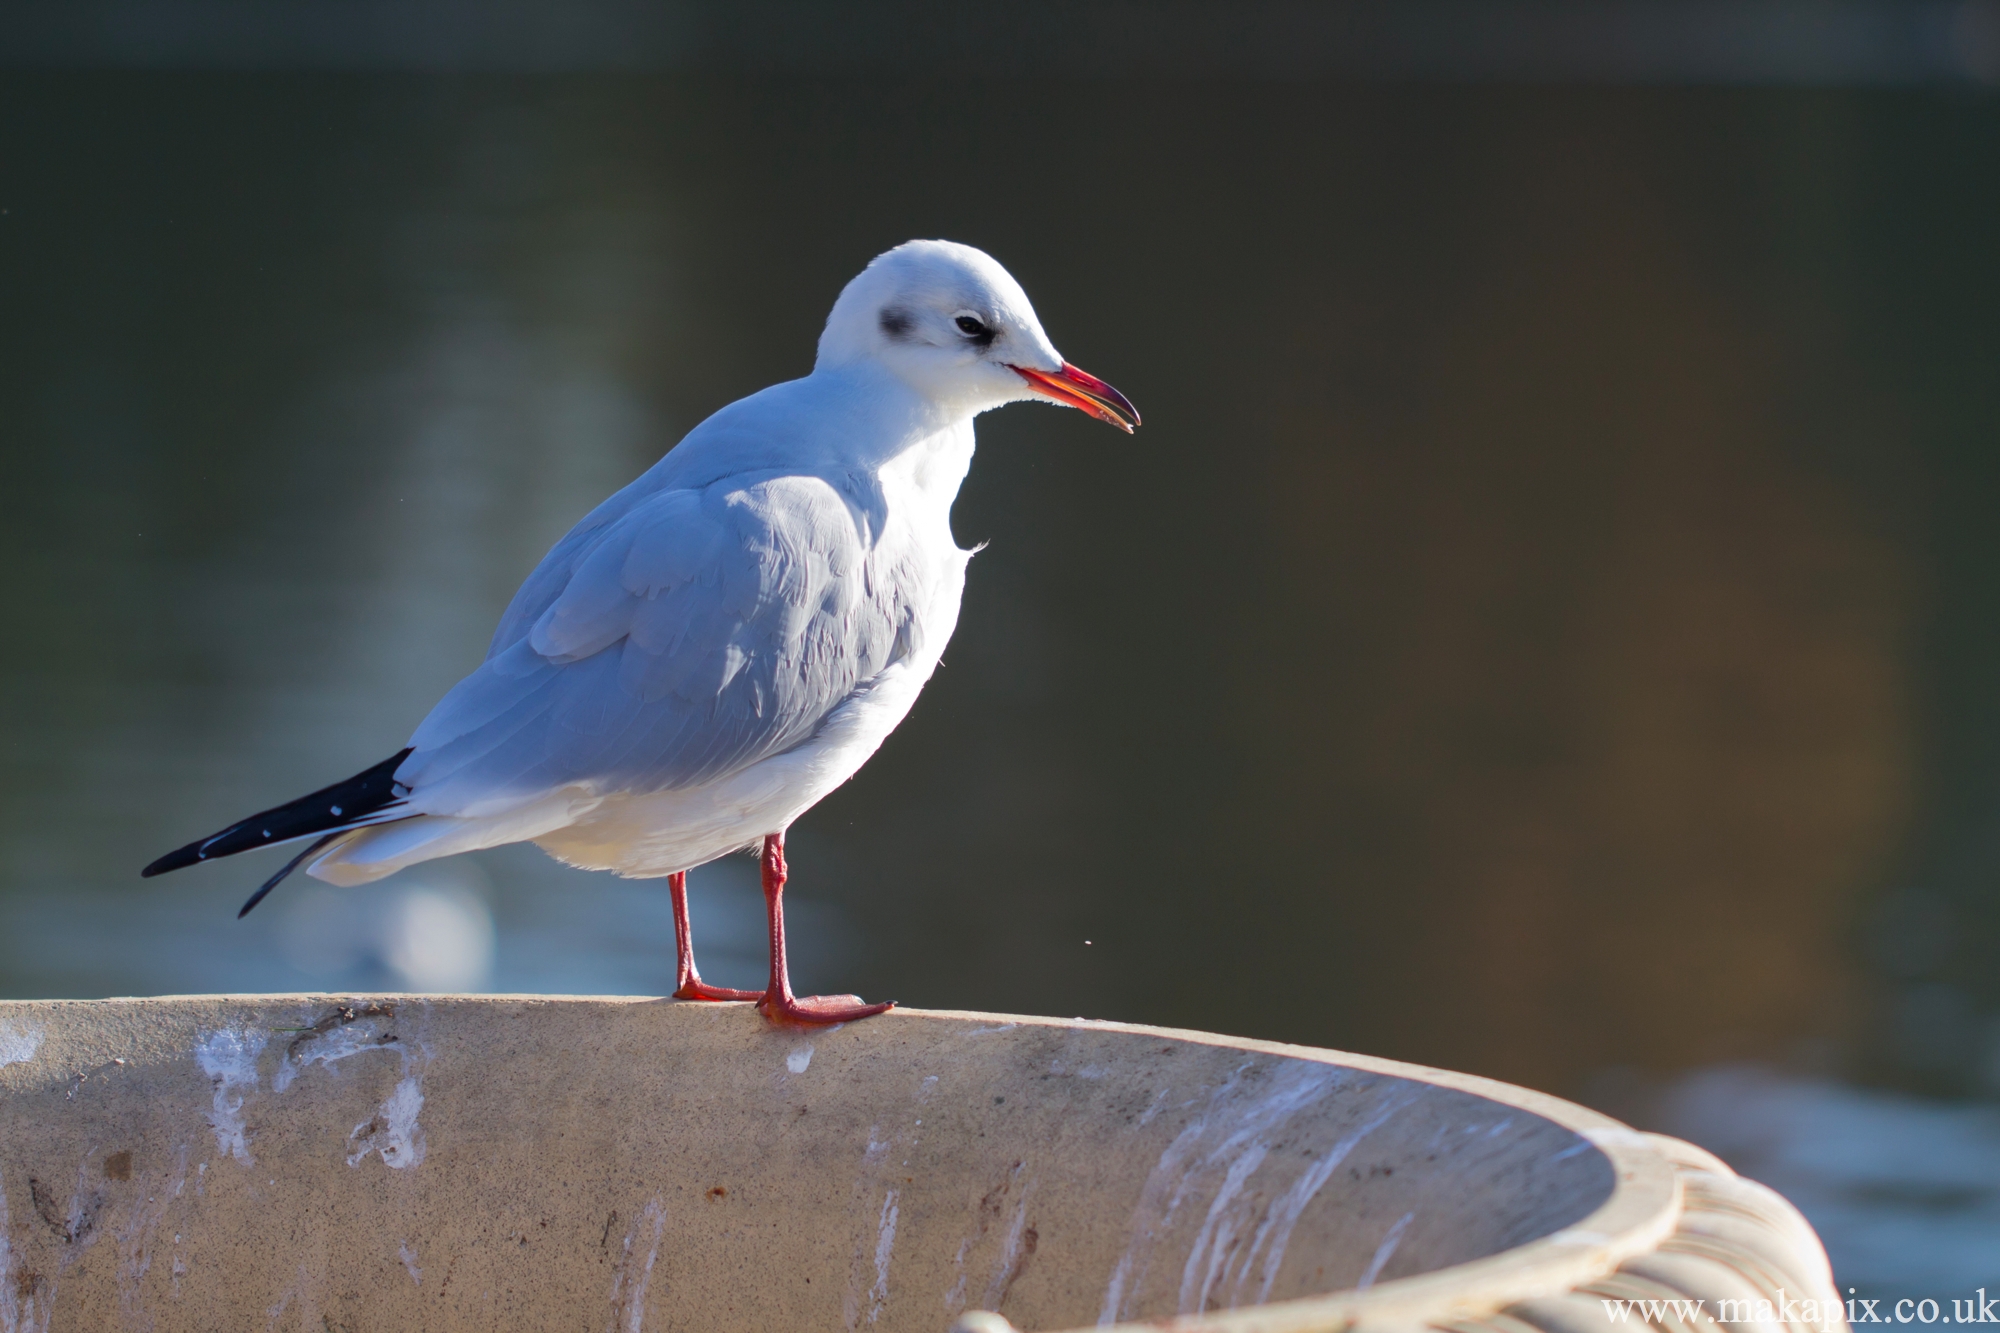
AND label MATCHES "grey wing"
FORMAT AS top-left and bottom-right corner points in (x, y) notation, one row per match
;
(399, 473), (905, 815)
(482, 467), (663, 660)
